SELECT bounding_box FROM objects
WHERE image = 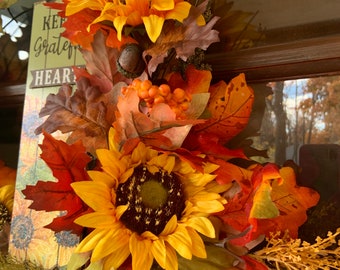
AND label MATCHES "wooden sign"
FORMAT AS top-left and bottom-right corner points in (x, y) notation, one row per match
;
(8, 2), (84, 268)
